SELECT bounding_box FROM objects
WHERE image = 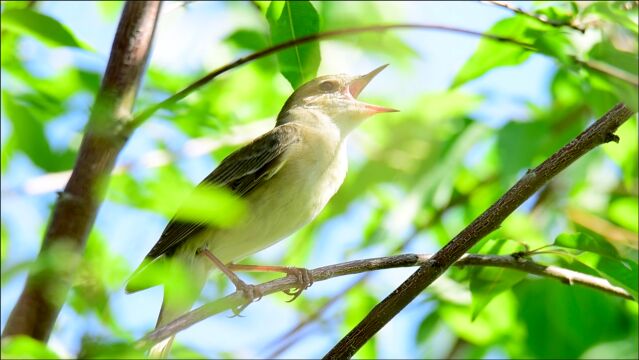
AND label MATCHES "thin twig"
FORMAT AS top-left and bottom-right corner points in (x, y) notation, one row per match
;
(126, 23), (537, 130)
(125, 23), (635, 132)
(323, 103), (636, 359)
(137, 251), (633, 348)
(481, 0), (586, 33)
